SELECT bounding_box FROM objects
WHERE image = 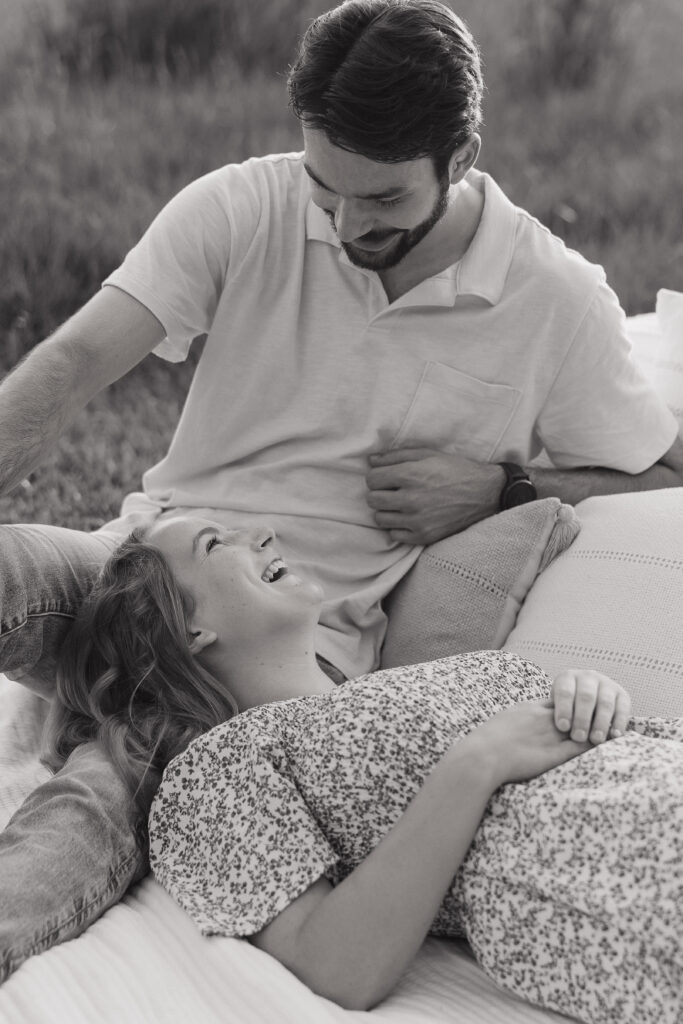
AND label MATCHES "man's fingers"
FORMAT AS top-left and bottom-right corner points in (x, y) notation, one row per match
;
(373, 511), (407, 529)
(369, 448), (436, 466)
(366, 489), (405, 511)
(367, 464), (404, 489)
(388, 528), (417, 544)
